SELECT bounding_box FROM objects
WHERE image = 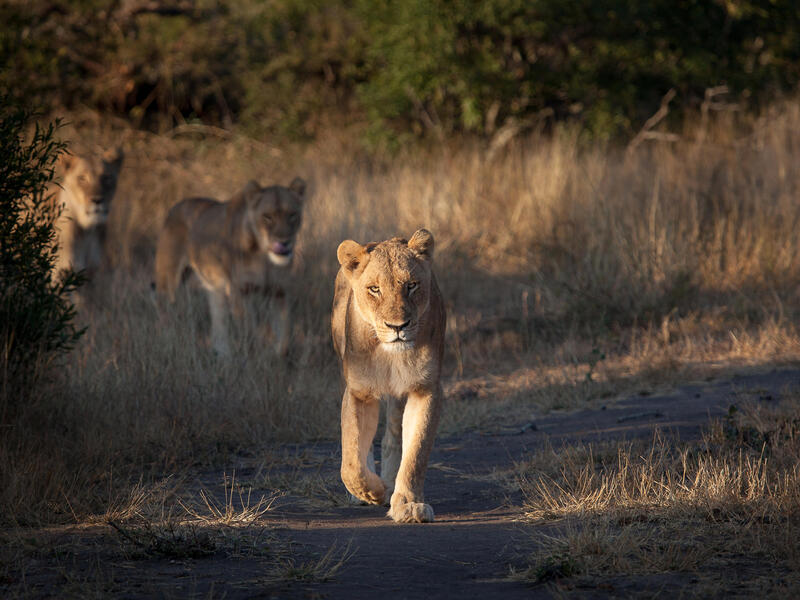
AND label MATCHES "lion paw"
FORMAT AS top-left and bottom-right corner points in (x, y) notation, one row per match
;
(387, 501), (435, 523)
(345, 483), (386, 506)
(352, 490), (385, 505)
(348, 492), (388, 506)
